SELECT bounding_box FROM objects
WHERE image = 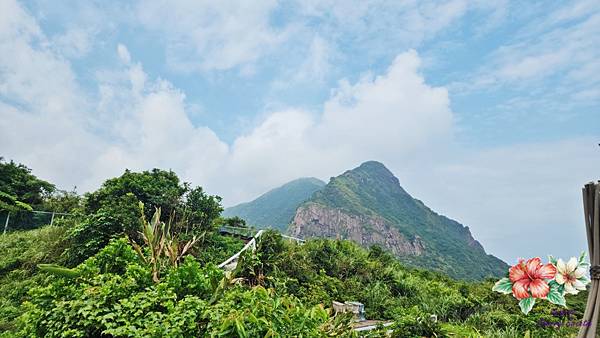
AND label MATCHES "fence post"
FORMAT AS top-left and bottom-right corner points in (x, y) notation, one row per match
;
(3, 212), (9, 235)
(50, 212), (55, 226)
